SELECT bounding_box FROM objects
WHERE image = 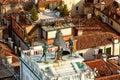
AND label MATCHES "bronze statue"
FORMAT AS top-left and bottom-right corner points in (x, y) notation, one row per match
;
(40, 42), (48, 62)
(69, 38), (74, 57)
(54, 45), (63, 62)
